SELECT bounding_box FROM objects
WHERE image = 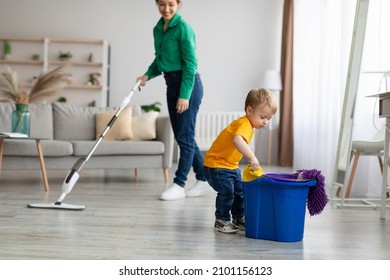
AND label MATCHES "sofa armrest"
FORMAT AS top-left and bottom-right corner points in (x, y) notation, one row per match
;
(156, 116), (174, 169)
